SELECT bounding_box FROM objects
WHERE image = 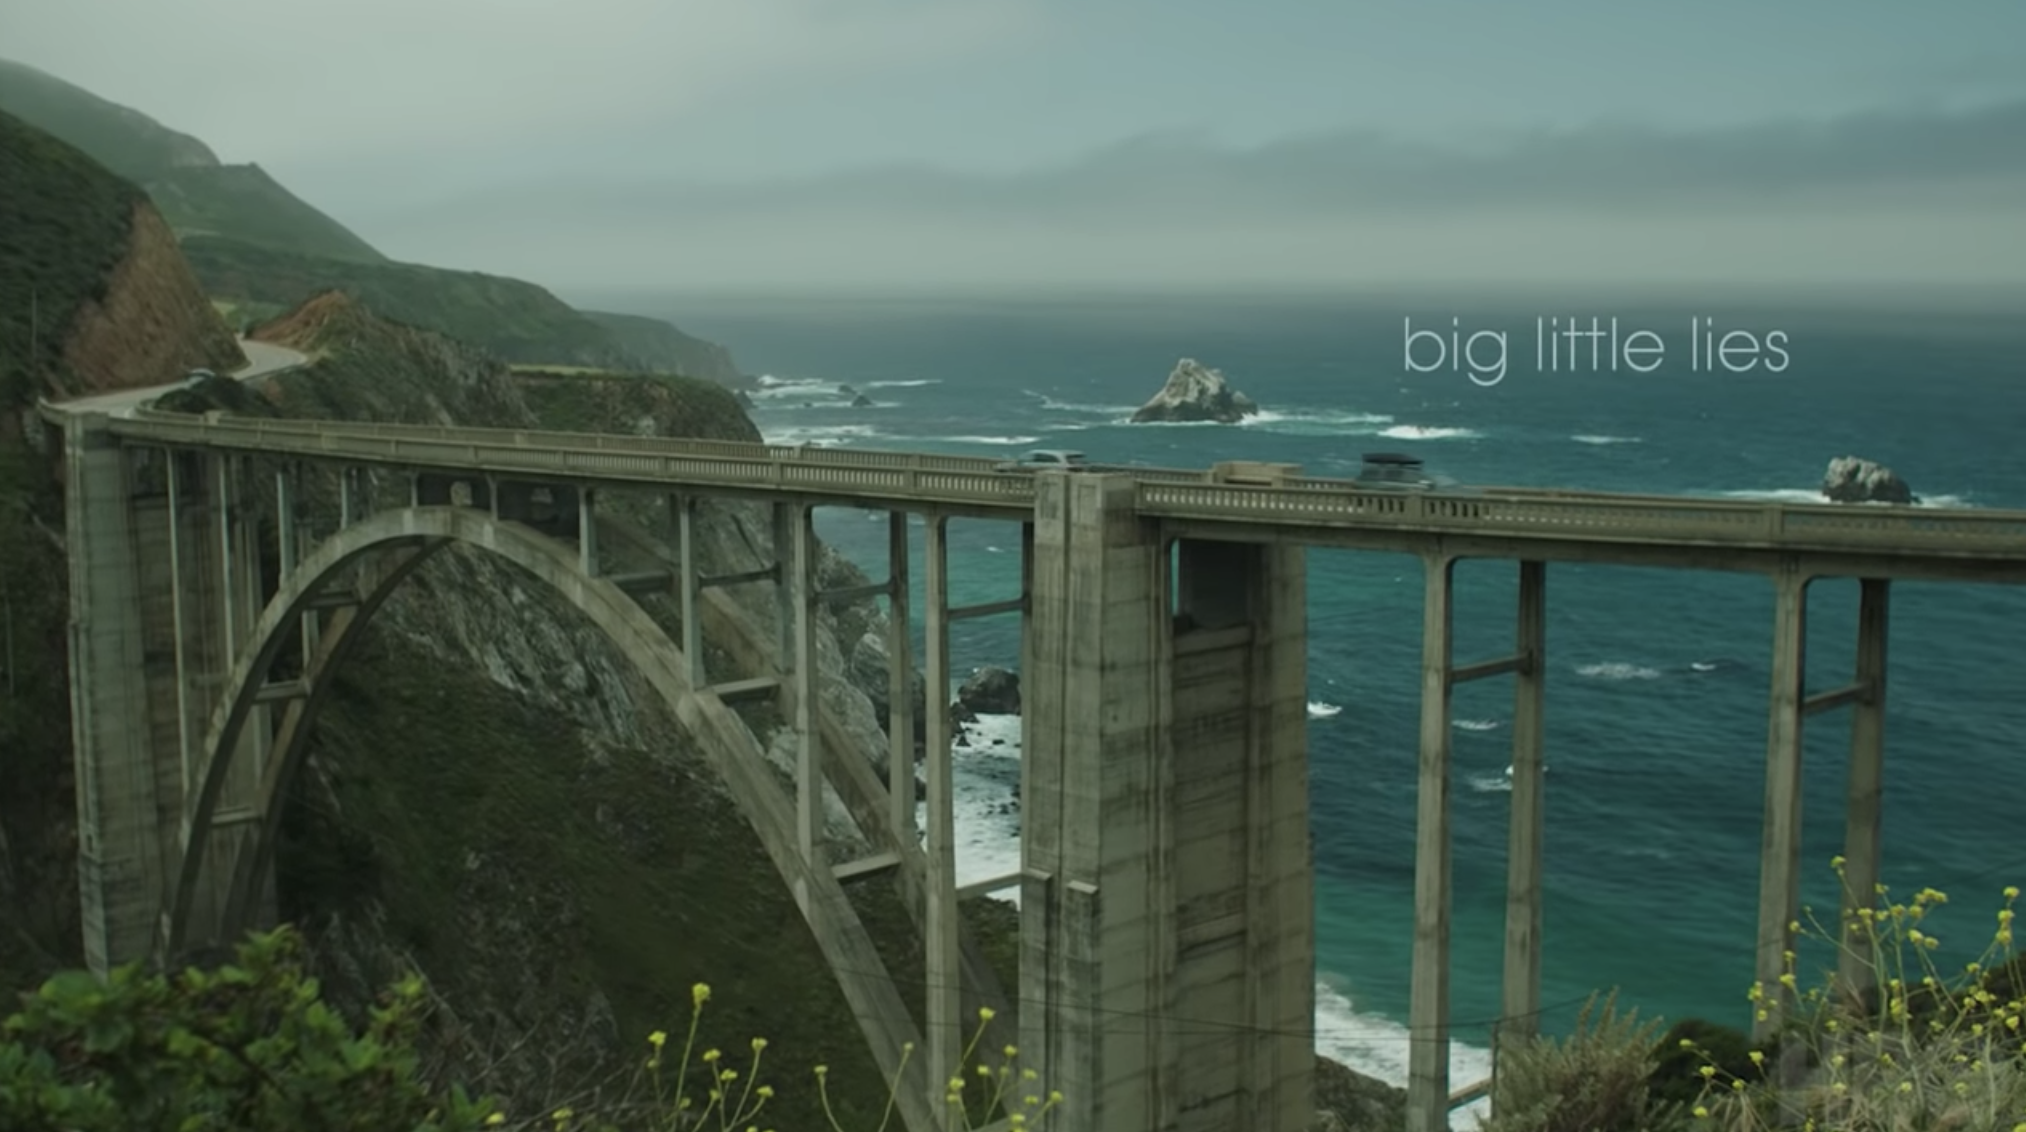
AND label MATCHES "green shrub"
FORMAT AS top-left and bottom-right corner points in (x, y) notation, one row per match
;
(0, 925), (494, 1131)
(1482, 990), (1690, 1132)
